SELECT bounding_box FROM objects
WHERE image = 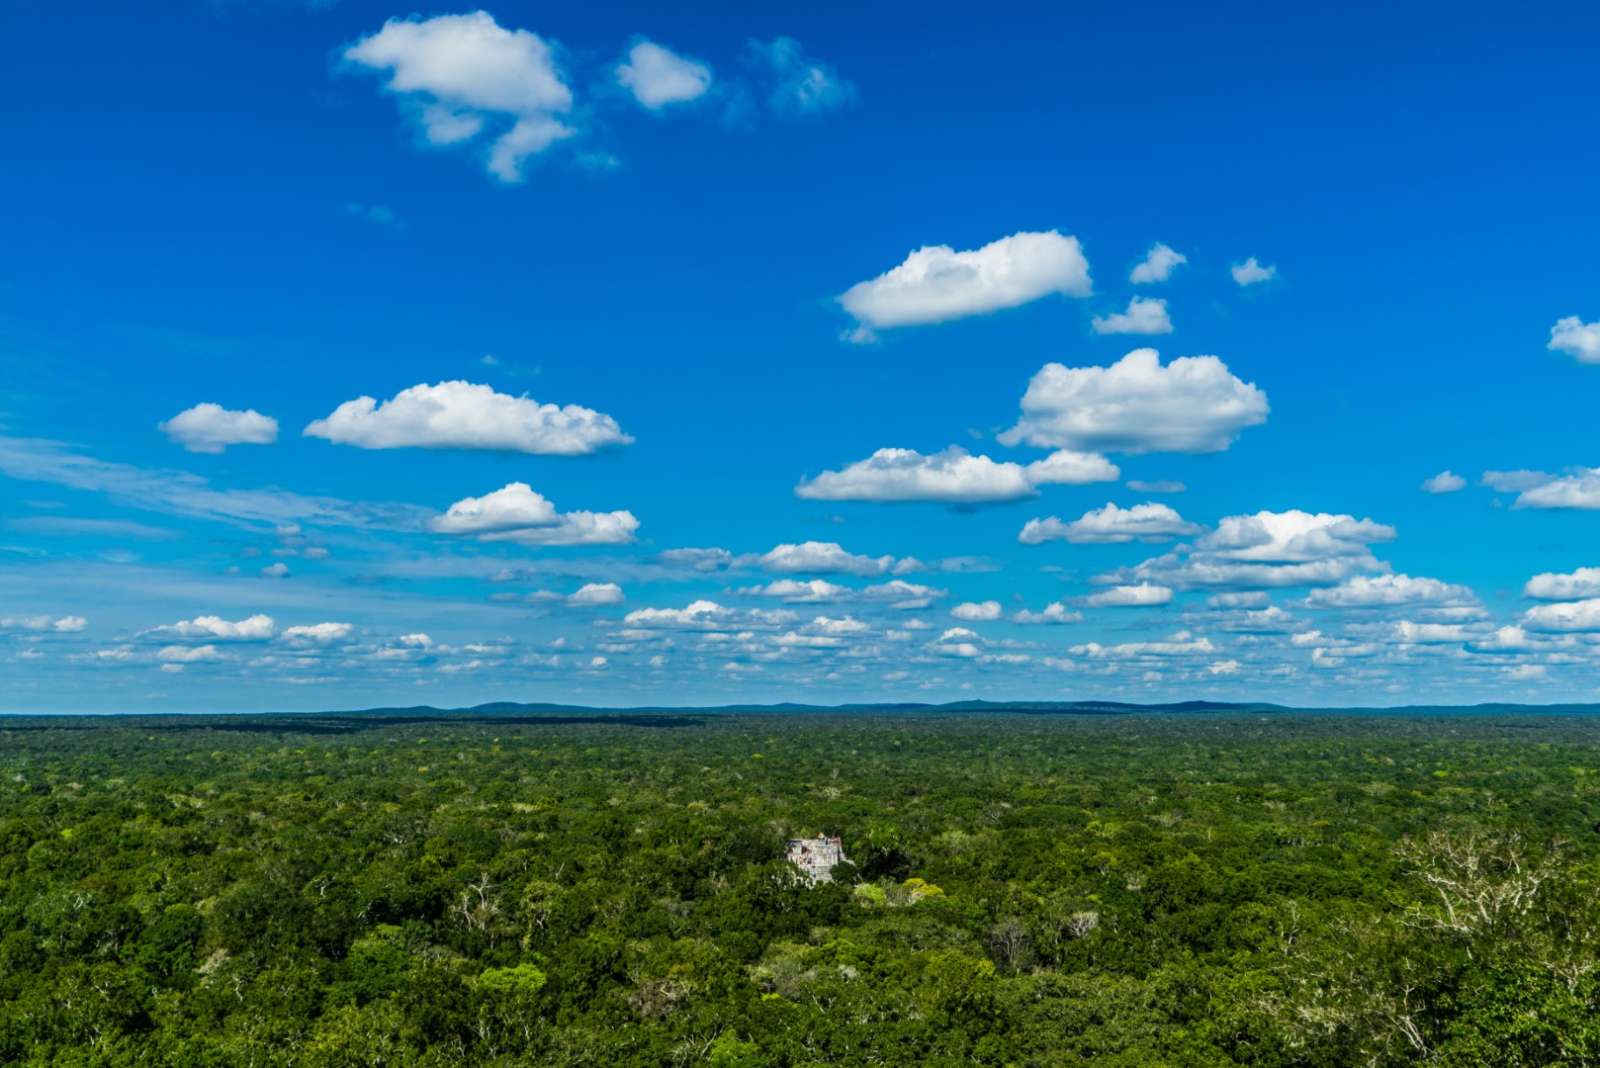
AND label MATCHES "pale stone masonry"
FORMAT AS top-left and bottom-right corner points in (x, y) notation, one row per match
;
(785, 835), (847, 884)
